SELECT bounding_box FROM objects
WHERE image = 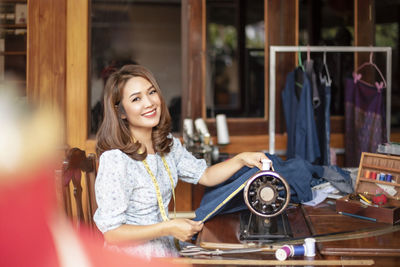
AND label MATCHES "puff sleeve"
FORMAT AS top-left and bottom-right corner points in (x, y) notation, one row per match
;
(93, 150), (130, 233)
(170, 137), (208, 184)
